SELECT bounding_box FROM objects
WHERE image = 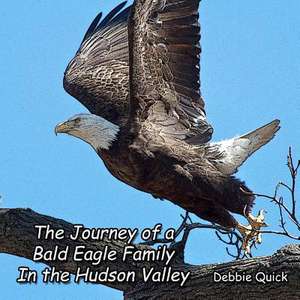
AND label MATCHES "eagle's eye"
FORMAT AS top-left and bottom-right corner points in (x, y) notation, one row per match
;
(73, 117), (81, 124)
